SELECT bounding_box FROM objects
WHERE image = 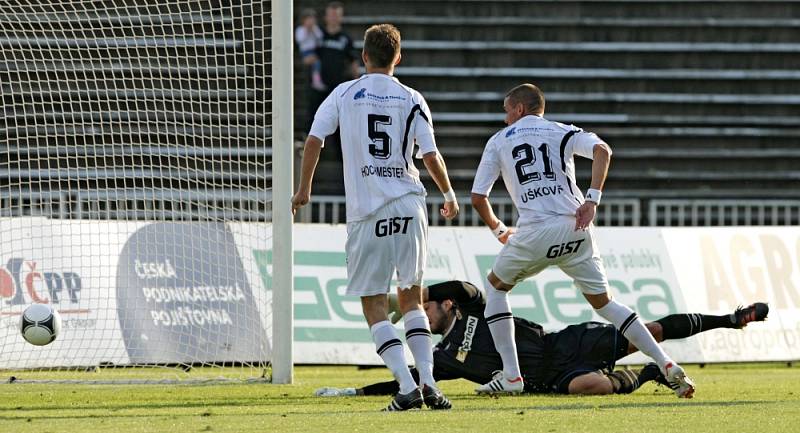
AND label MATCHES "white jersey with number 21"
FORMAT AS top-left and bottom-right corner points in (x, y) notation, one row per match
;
(309, 73), (437, 222)
(471, 114), (608, 226)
